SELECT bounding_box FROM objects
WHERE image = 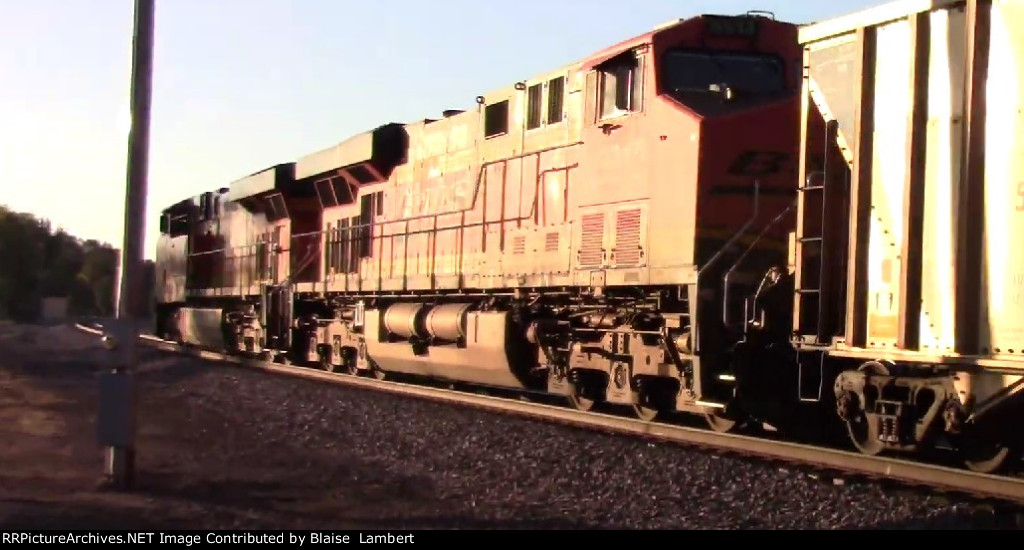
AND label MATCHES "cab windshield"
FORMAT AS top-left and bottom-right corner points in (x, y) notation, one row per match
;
(661, 50), (786, 96)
